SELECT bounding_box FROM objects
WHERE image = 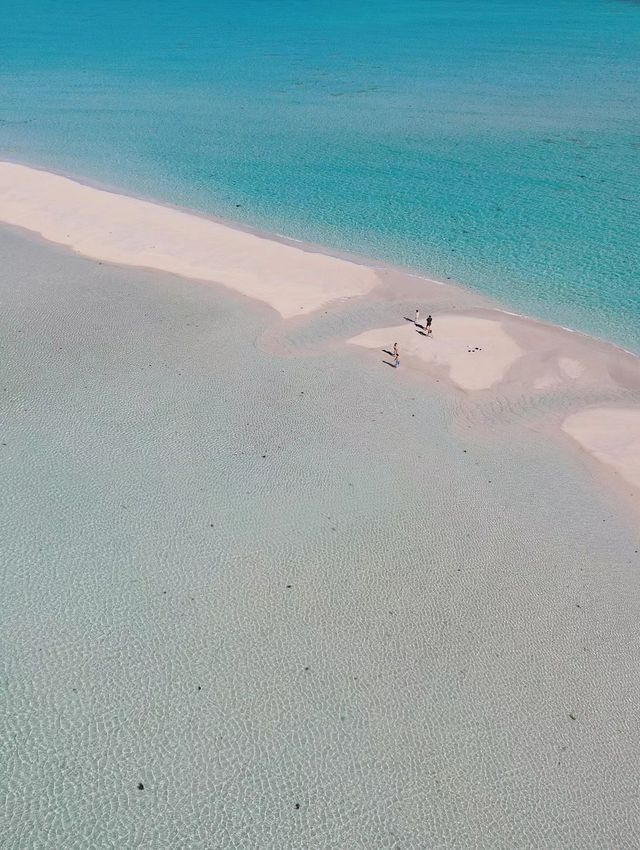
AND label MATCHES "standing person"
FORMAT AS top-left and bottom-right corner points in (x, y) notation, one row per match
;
(393, 343), (400, 368)
(414, 308), (420, 325)
(425, 314), (433, 336)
